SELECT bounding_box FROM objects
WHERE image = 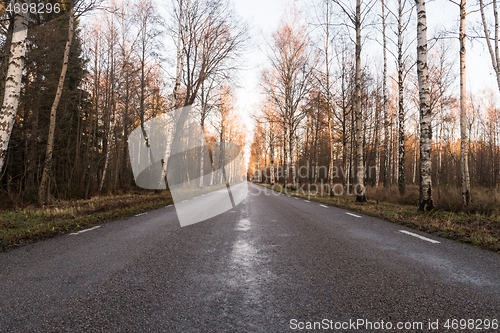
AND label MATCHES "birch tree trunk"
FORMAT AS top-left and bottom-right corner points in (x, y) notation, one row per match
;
(479, 0), (500, 92)
(416, 0), (434, 211)
(173, 0), (189, 106)
(199, 120), (205, 188)
(283, 124), (288, 188)
(354, 0), (366, 202)
(270, 134), (275, 184)
(164, 0), (189, 190)
(38, 2), (74, 204)
(460, 0), (471, 206)
(382, 0), (390, 189)
(324, 0), (336, 194)
(374, 96), (380, 187)
(289, 131), (296, 188)
(0, 4), (29, 176)
(397, 0), (406, 195)
(99, 18), (117, 193)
